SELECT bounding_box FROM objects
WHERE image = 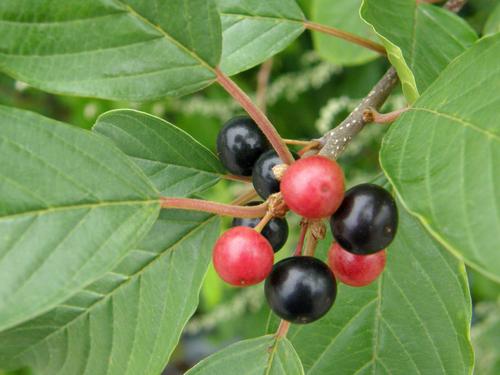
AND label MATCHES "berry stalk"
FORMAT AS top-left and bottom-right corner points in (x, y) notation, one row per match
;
(303, 232), (319, 257)
(275, 320), (291, 339)
(254, 211), (274, 233)
(215, 68), (295, 165)
(294, 221), (309, 256)
(160, 197), (267, 218)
